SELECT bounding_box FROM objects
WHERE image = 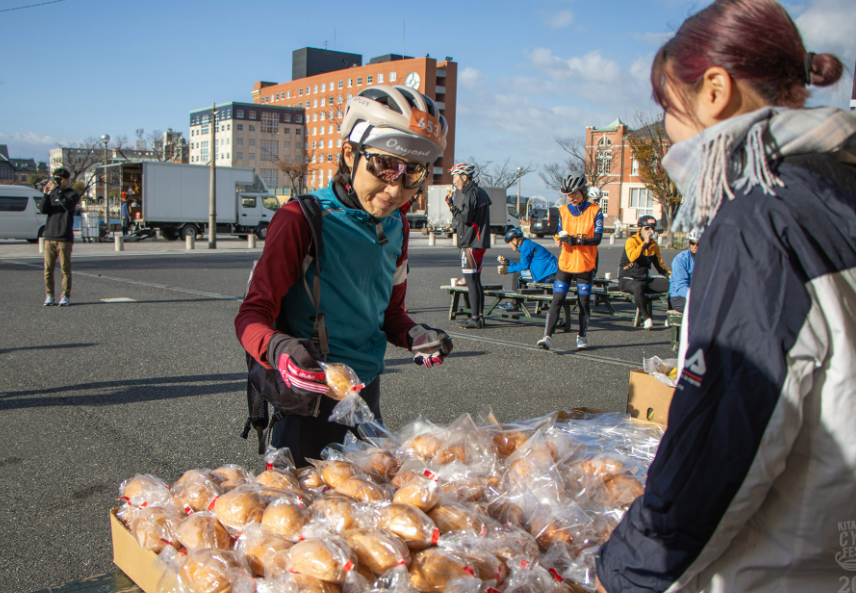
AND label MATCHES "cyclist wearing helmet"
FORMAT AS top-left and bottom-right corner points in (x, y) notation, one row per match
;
(448, 162), (491, 329)
(669, 228), (701, 313)
(498, 227), (558, 287)
(536, 174), (603, 351)
(236, 85), (453, 465)
(618, 215), (671, 329)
